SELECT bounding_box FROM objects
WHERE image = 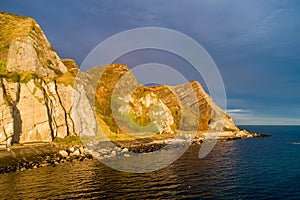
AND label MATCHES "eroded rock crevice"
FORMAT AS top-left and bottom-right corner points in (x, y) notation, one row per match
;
(0, 12), (94, 147)
(41, 81), (55, 140)
(0, 78), (22, 144)
(12, 82), (22, 143)
(53, 80), (70, 136)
